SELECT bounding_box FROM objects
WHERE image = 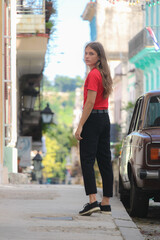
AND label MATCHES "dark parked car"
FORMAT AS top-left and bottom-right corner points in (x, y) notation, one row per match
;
(119, 90), (160, 218)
